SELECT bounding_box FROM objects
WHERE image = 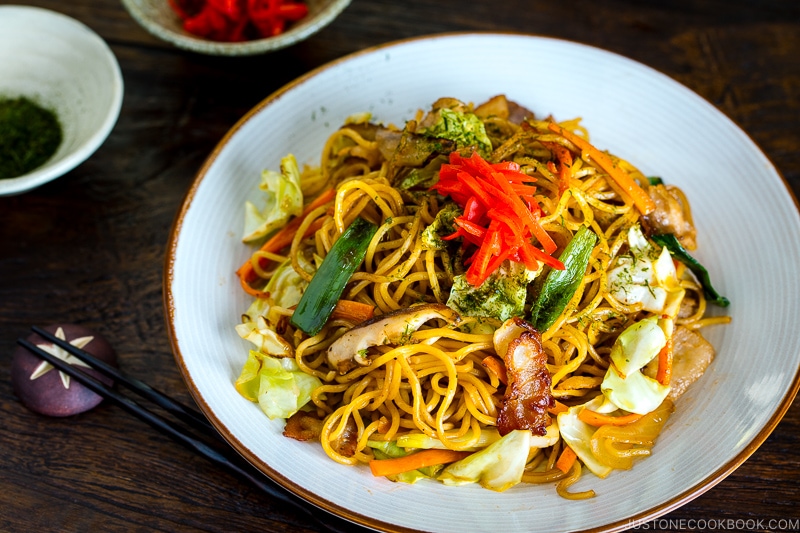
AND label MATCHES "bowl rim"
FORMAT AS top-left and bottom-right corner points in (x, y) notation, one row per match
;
(163, 31), (800, 532)
(0, 5), (124, 197)
(120, 0), (352, 56)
